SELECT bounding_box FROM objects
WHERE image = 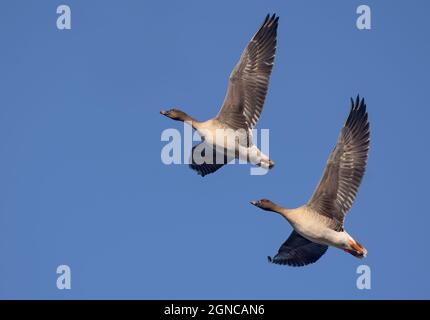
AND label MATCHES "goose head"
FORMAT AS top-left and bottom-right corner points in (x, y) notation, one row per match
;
(250, 199), (278, 212)
(160, 108), (191, 122)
